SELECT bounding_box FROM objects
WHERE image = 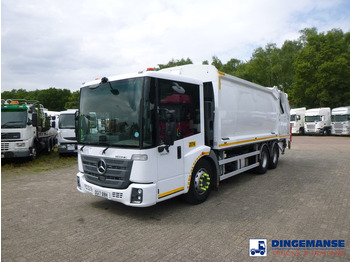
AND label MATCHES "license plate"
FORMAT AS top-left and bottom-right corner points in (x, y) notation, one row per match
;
(67, 145), (75, 150)
(94, 189), (110, 199)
